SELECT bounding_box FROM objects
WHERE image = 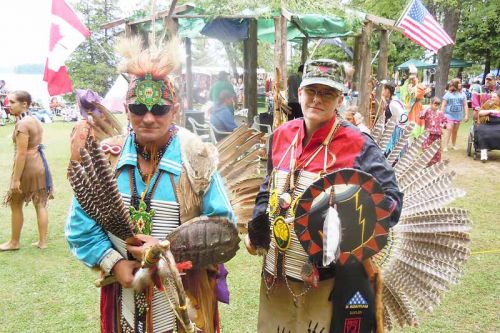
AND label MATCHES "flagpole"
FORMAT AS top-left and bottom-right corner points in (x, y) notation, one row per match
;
(371, 0), (415, 65)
